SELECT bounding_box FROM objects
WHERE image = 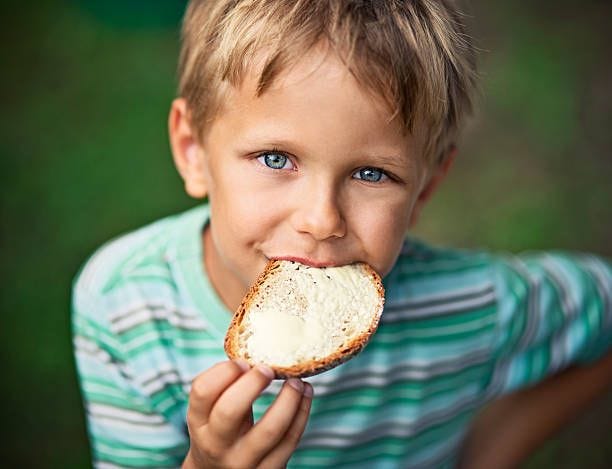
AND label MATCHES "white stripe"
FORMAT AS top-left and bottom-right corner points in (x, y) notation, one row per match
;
(384, 290), (496, 322)
(112, 307), (205, 334)
(302, 379), (477, 414)
(92, 415), (174, 434)
(89, 403), (165, 424)
(276, 361), (488, 398)
(83, 383), (139, 401)
(122, 330), (218, 355)
(506, 257), (540, 352)
(74, 336), (133, 379)
(386, 281), (494, 310)
(138, 366), (192, 397)
(96, 442), (168, 462)
(139, 365), (183, 386)
(128, 263), (172, 279)
(541, 255), (577, 319)
(309, 370), (441, 391)
(286, 349), (491, 393)
(140, 370), (182, 396)
(301, 421), (434, 448)
(301, 393), (477, 448)
(295, 439), (416, 465)
(378, 314), (497, 340)
(109, 299), (201, 322)
(405, 432), (463, 469)
(156, 394), (185, 415)
(96, 462), (126, 469)
(75, 336), (112, 361)
(296, 429), (461, 468)
(583, 255), (612, 326)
